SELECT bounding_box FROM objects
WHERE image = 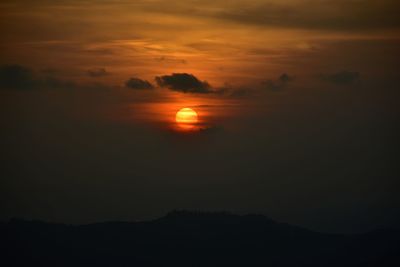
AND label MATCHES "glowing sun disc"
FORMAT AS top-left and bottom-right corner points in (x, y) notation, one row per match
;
(175, 108), (198, 124)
